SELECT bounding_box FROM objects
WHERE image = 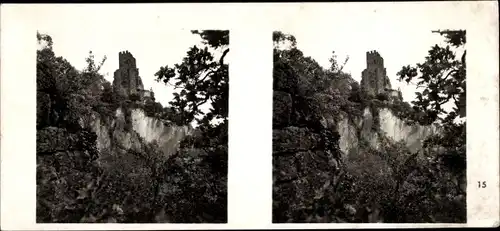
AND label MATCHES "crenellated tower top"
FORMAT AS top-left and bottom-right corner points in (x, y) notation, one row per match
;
(118, 50), (137, 69)
(361, 50), (392, 96)
(366, 50), (384, 69)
